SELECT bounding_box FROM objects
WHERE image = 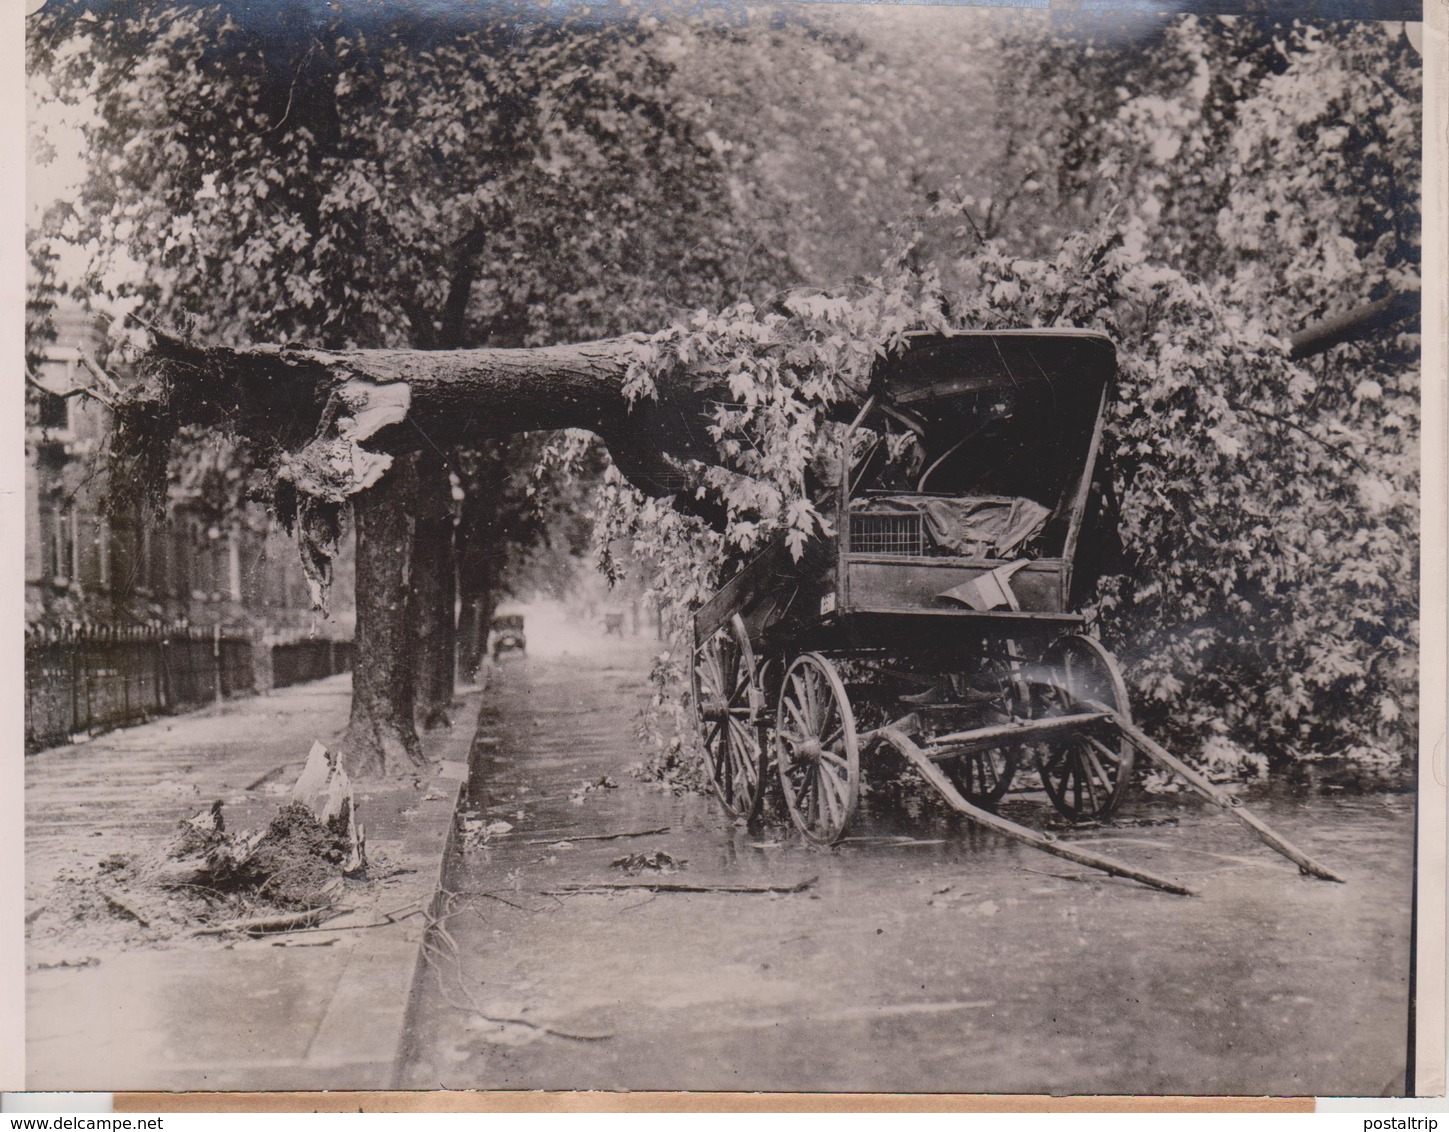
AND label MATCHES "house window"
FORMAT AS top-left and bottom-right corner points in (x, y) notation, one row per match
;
(51, 505), (76, 585)
(36, 390), (70, 433)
